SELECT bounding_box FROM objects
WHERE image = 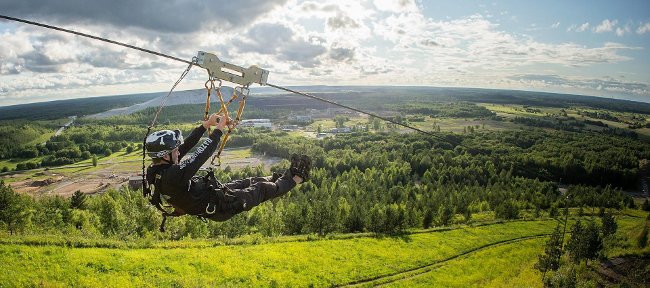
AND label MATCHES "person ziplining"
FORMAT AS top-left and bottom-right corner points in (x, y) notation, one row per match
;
(145, 112), (311, 229)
